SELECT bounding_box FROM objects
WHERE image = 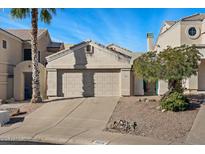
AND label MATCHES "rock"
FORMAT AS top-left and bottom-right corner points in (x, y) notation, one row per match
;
(143, 98), (147, 102)
(150, 99), (156, 102)
(6, 98), (15, 104)
(145, 99), (149, 103)
(161, 109), (166, 112)
(156, 106), (161, 110)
